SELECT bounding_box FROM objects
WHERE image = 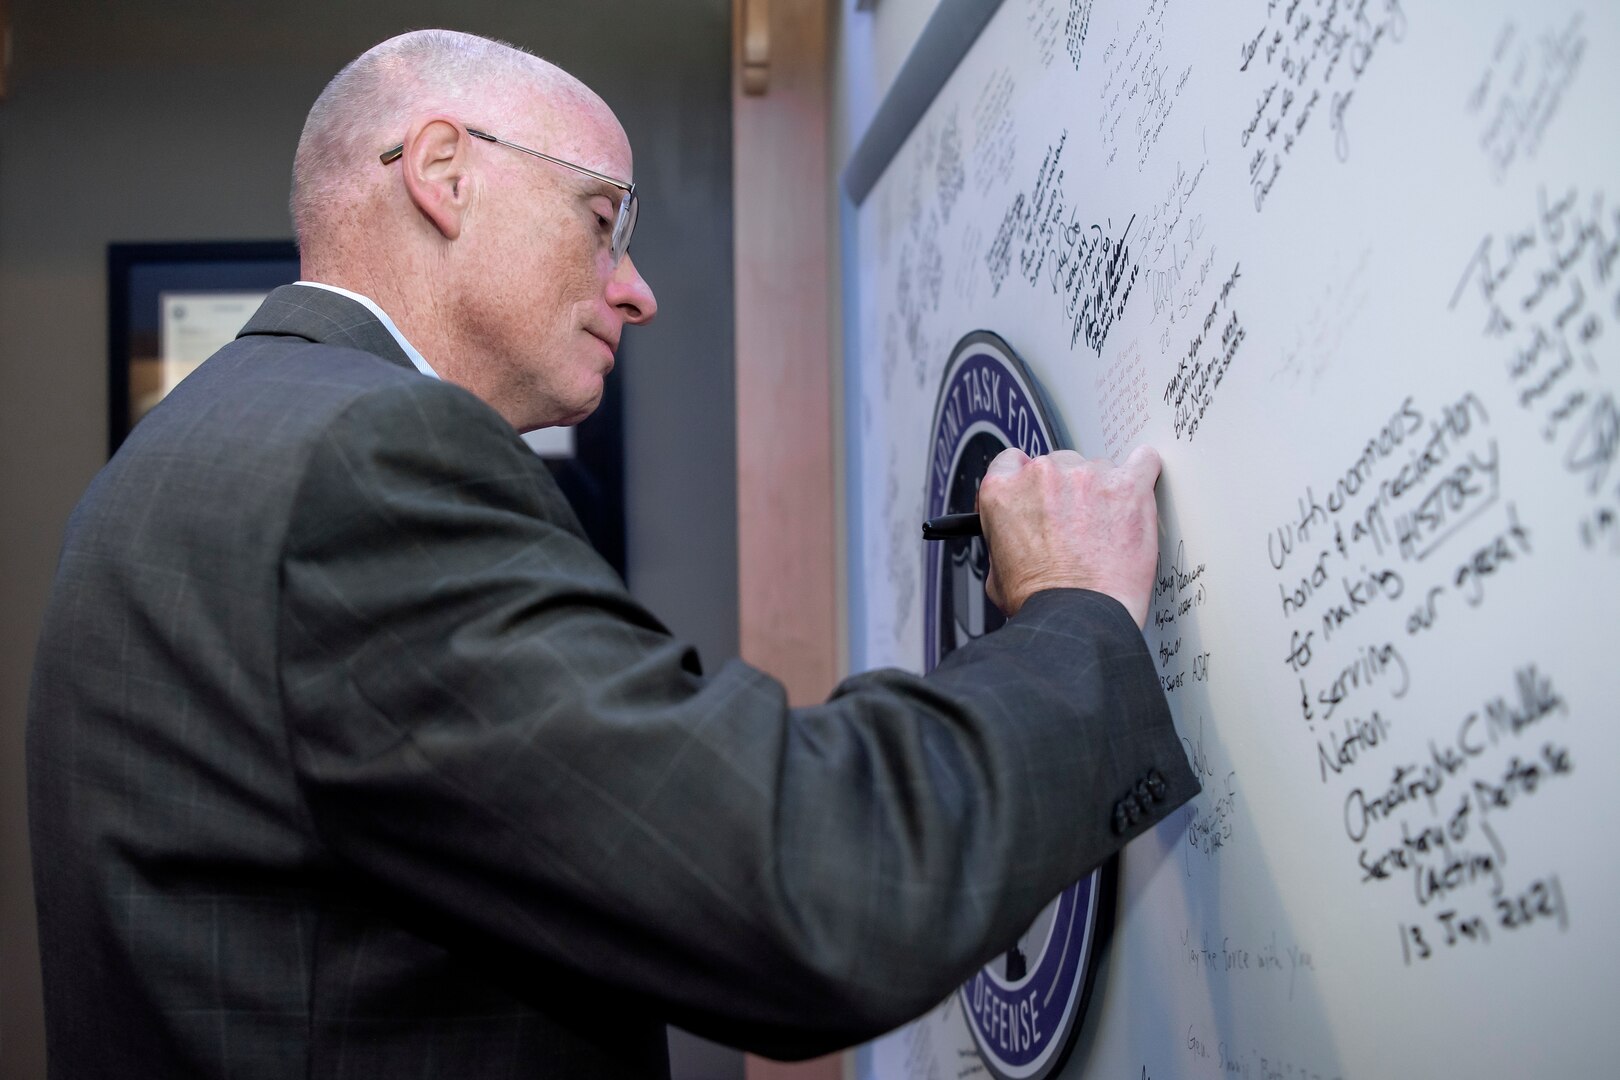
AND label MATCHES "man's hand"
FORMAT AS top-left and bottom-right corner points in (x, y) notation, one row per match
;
(977, 445), (1162, 627)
